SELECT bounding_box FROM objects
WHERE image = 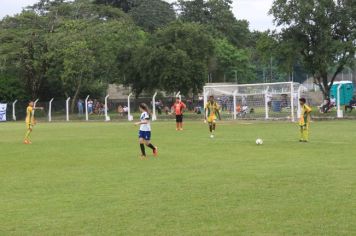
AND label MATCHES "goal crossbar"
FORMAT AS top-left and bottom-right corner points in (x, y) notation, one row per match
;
(203, 82), (301, 122)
